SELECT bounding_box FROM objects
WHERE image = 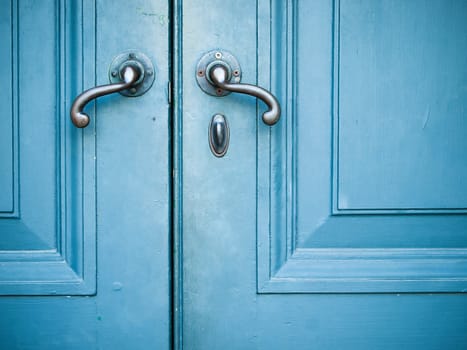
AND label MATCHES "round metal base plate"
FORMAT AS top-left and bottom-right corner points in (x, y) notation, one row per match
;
(196, 50), (242, 97)
(109, 51), (155, 97)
